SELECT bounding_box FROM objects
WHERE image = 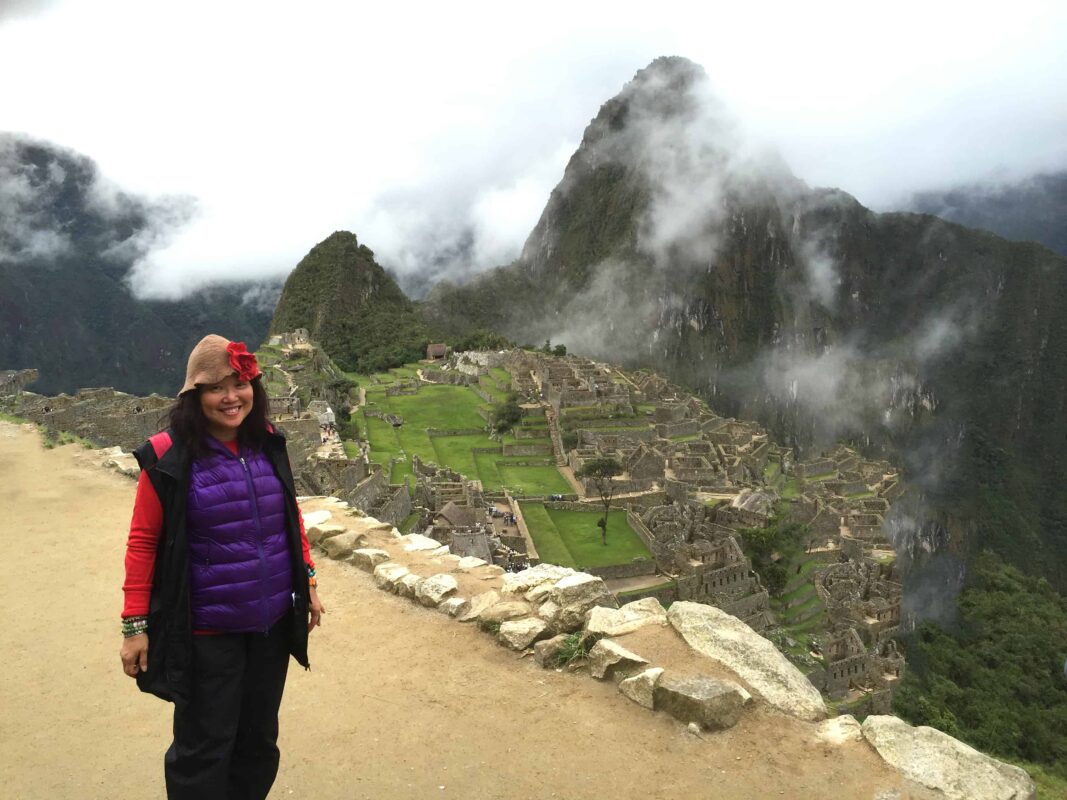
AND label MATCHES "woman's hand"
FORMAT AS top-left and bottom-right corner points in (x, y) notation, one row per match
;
(309, 586), (326, 633)
(120, 633), (148, 678)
